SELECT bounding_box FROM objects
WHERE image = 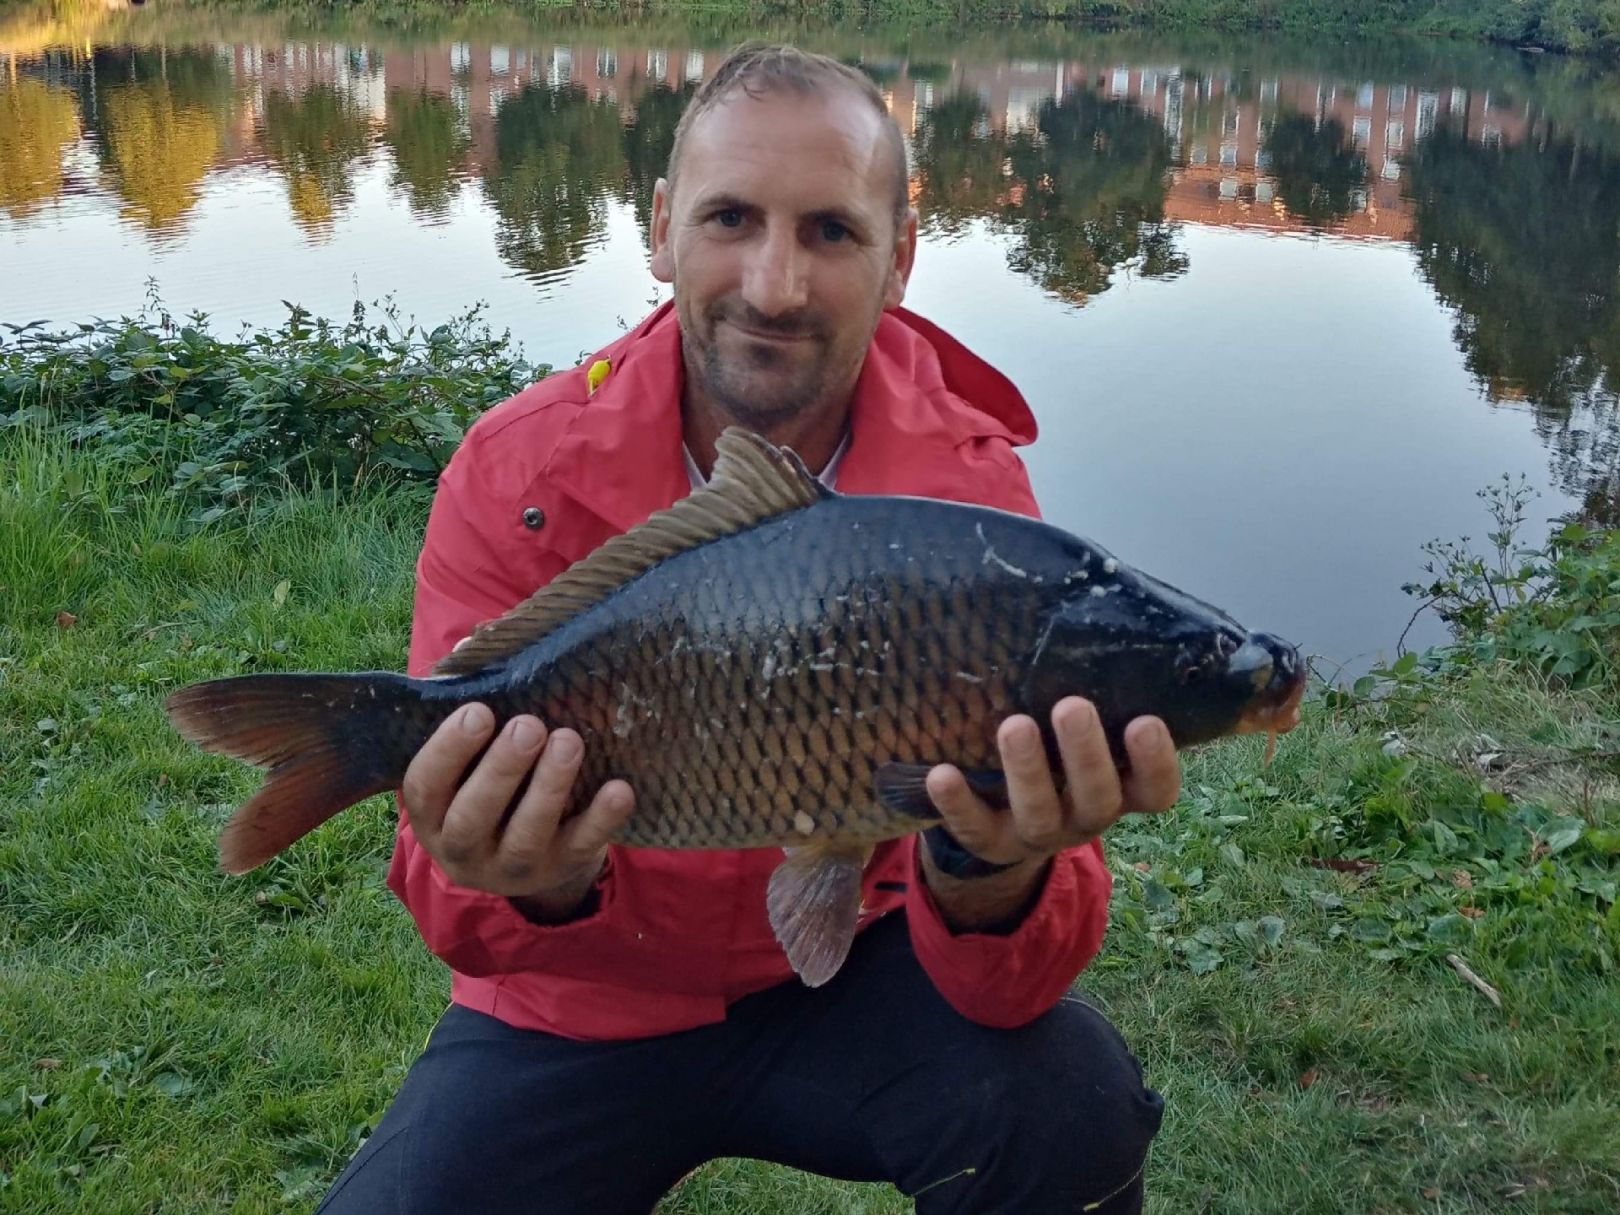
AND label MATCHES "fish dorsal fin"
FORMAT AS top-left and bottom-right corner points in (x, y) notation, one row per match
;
(432, 427), (824, 678)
